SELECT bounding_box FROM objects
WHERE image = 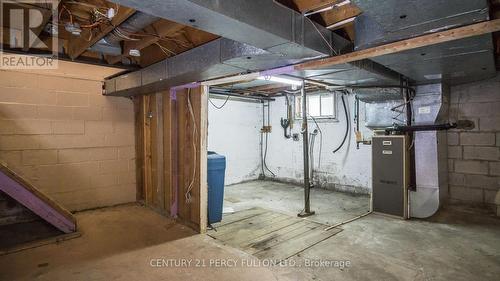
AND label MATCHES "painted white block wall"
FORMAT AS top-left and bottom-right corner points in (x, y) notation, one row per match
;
(265, 95), (372, 194)
(208, 97), (263, 185)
